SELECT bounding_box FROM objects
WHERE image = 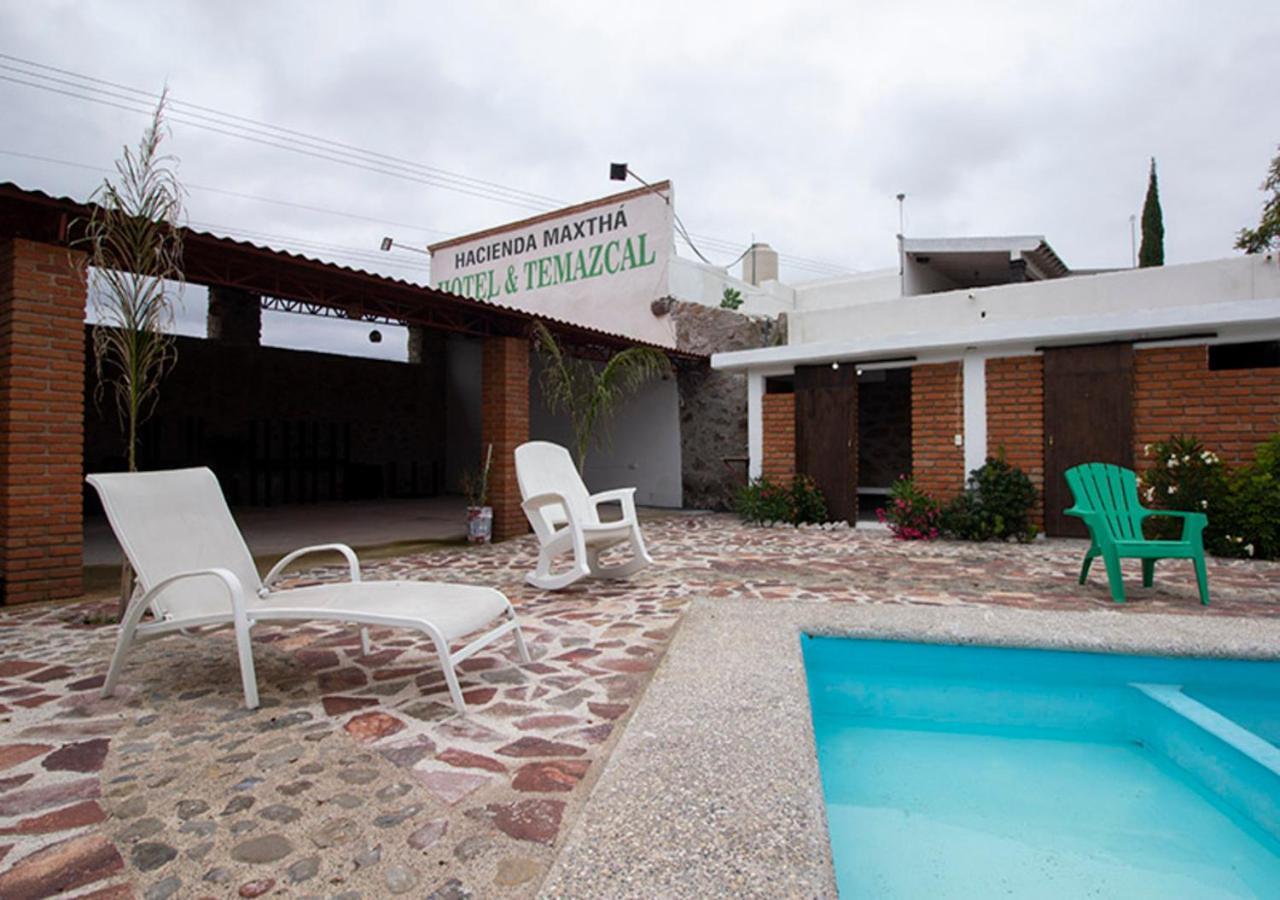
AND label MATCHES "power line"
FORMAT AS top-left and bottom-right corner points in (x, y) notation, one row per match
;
(0, 55), (860, 276)
(0, 148), (451, 239)
(0, 54), (564, 210)
(0, 70), (553, 211)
